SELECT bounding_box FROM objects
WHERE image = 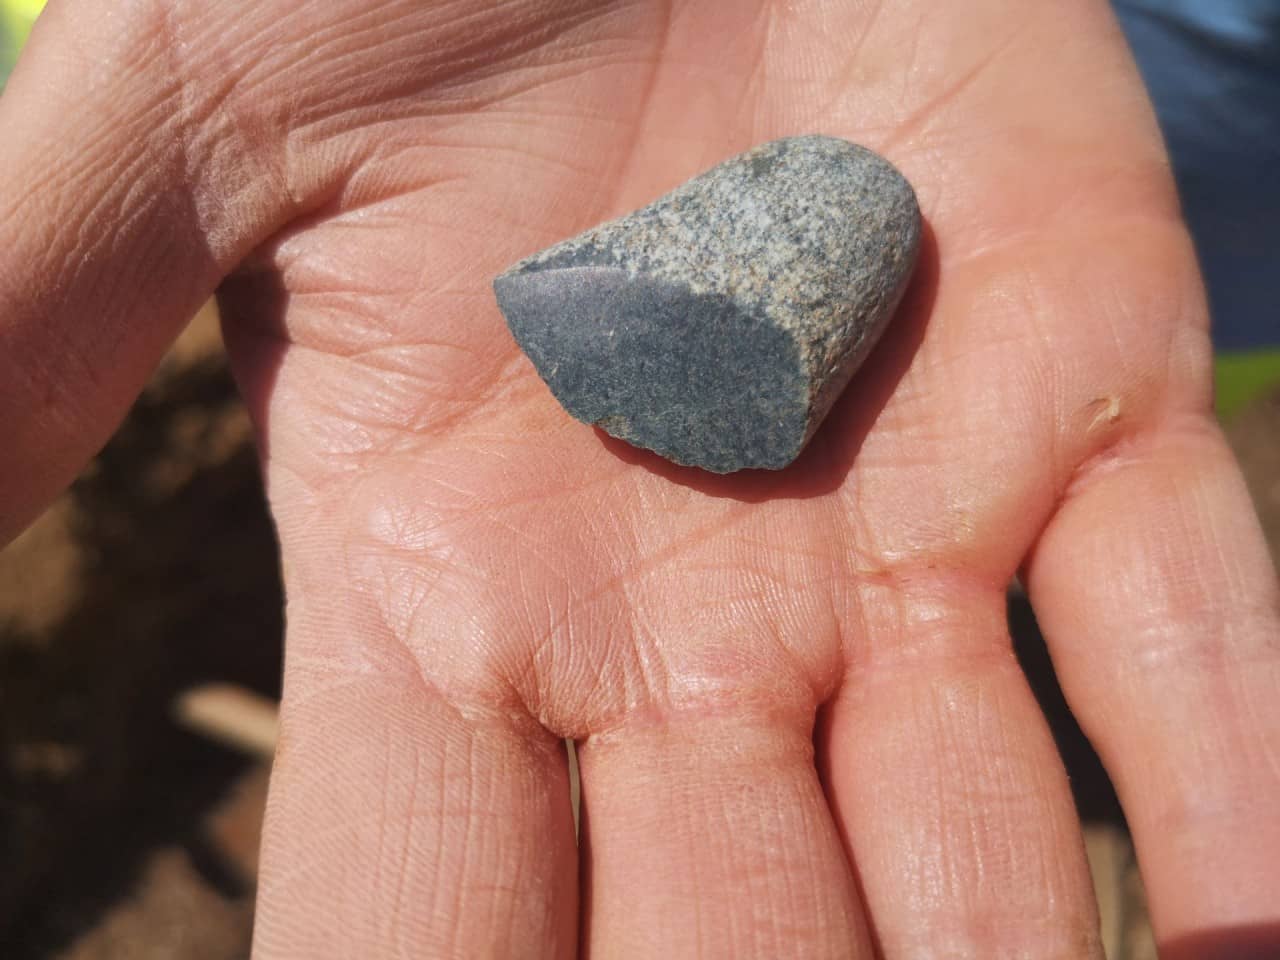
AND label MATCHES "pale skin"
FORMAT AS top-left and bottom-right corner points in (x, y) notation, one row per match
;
(2, 0), (1278, 956)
